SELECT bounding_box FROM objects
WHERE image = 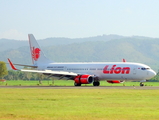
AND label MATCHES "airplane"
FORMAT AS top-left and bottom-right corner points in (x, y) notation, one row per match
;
(8, 34), (156, 86)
